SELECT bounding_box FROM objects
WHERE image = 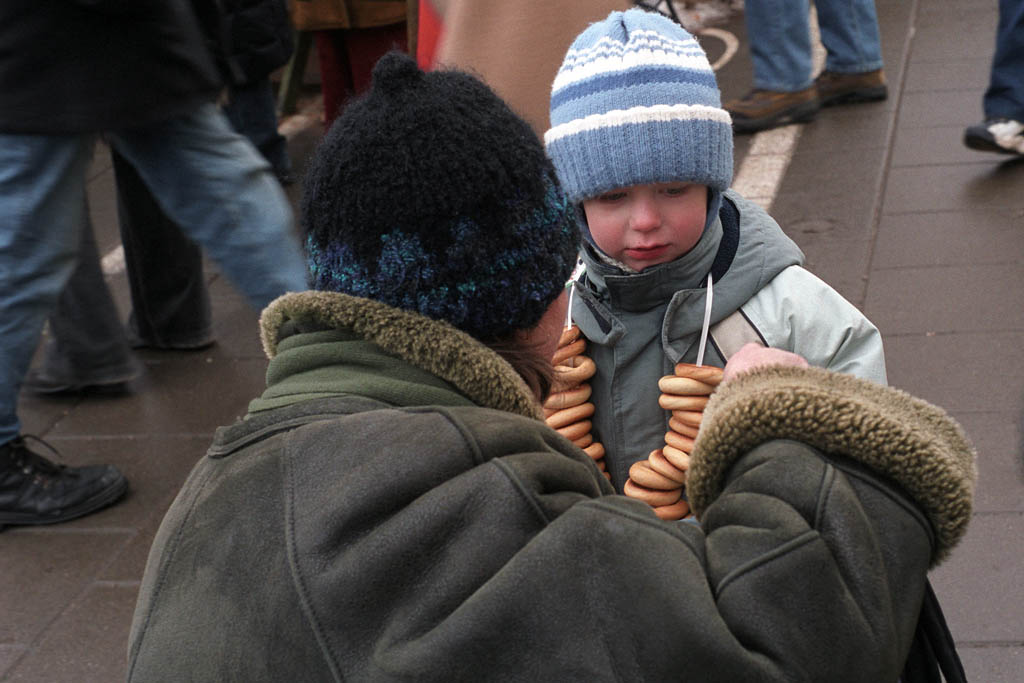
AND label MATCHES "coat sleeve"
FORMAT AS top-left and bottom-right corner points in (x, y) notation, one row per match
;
(744, 265), (888, 385)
